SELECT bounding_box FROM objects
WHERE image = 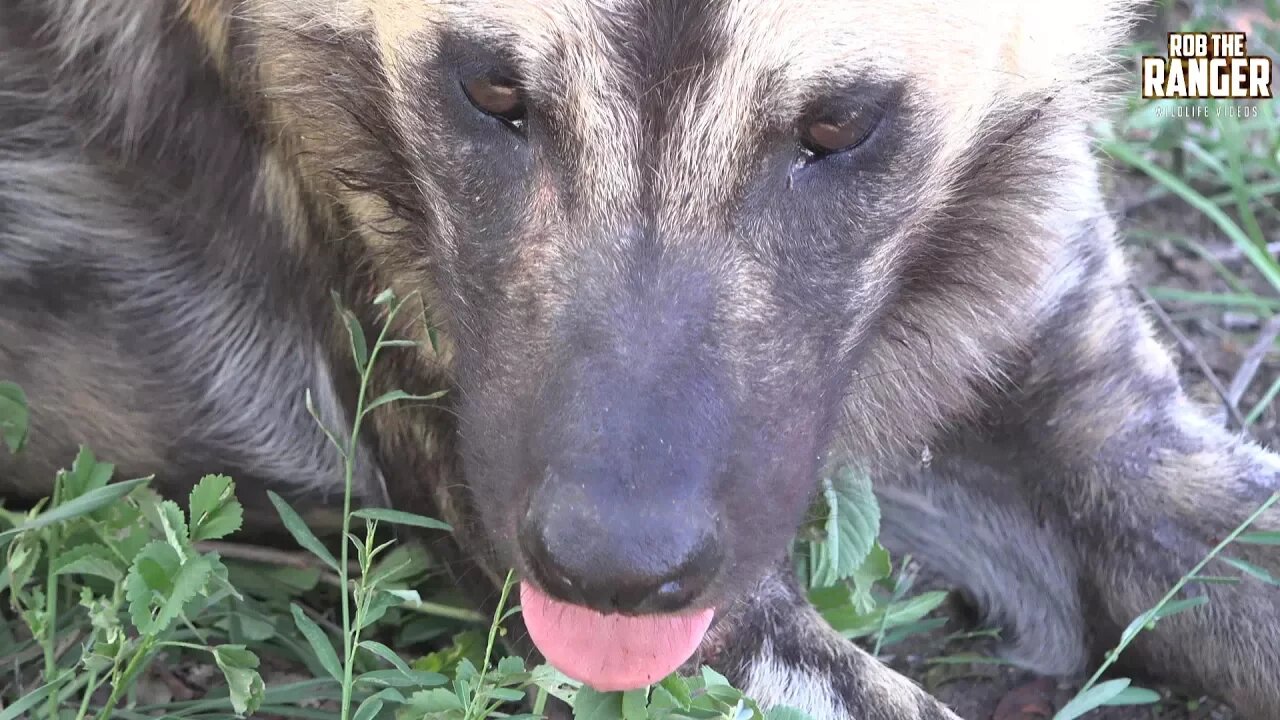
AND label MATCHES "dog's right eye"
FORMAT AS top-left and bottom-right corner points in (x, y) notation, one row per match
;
(462, 75), (527, 130)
